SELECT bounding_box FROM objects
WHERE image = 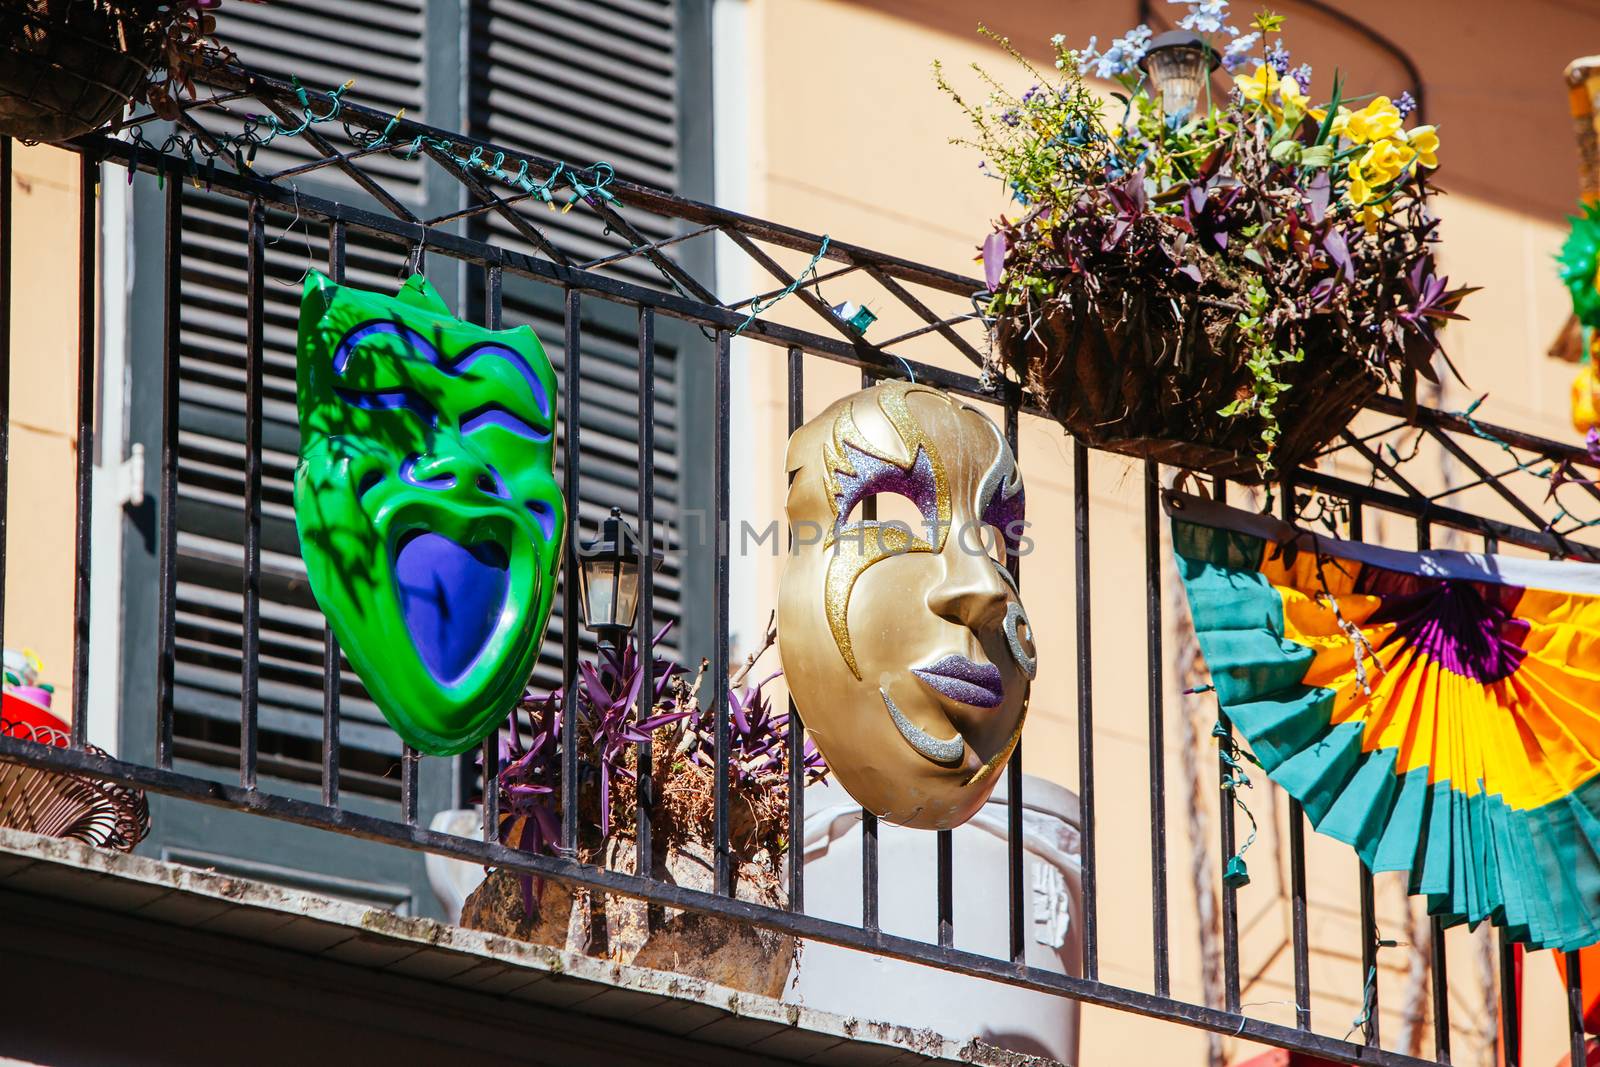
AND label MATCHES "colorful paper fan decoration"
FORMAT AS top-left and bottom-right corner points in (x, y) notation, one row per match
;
(1168, 490), (1600, 951)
